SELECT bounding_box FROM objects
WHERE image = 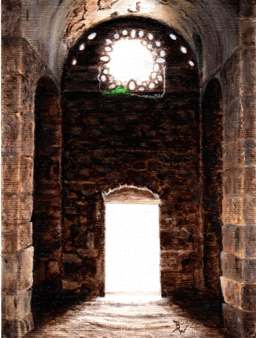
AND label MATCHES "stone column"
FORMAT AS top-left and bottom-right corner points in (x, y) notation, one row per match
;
(2, 38), (35, 337)
(221, 1), (256, 337)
